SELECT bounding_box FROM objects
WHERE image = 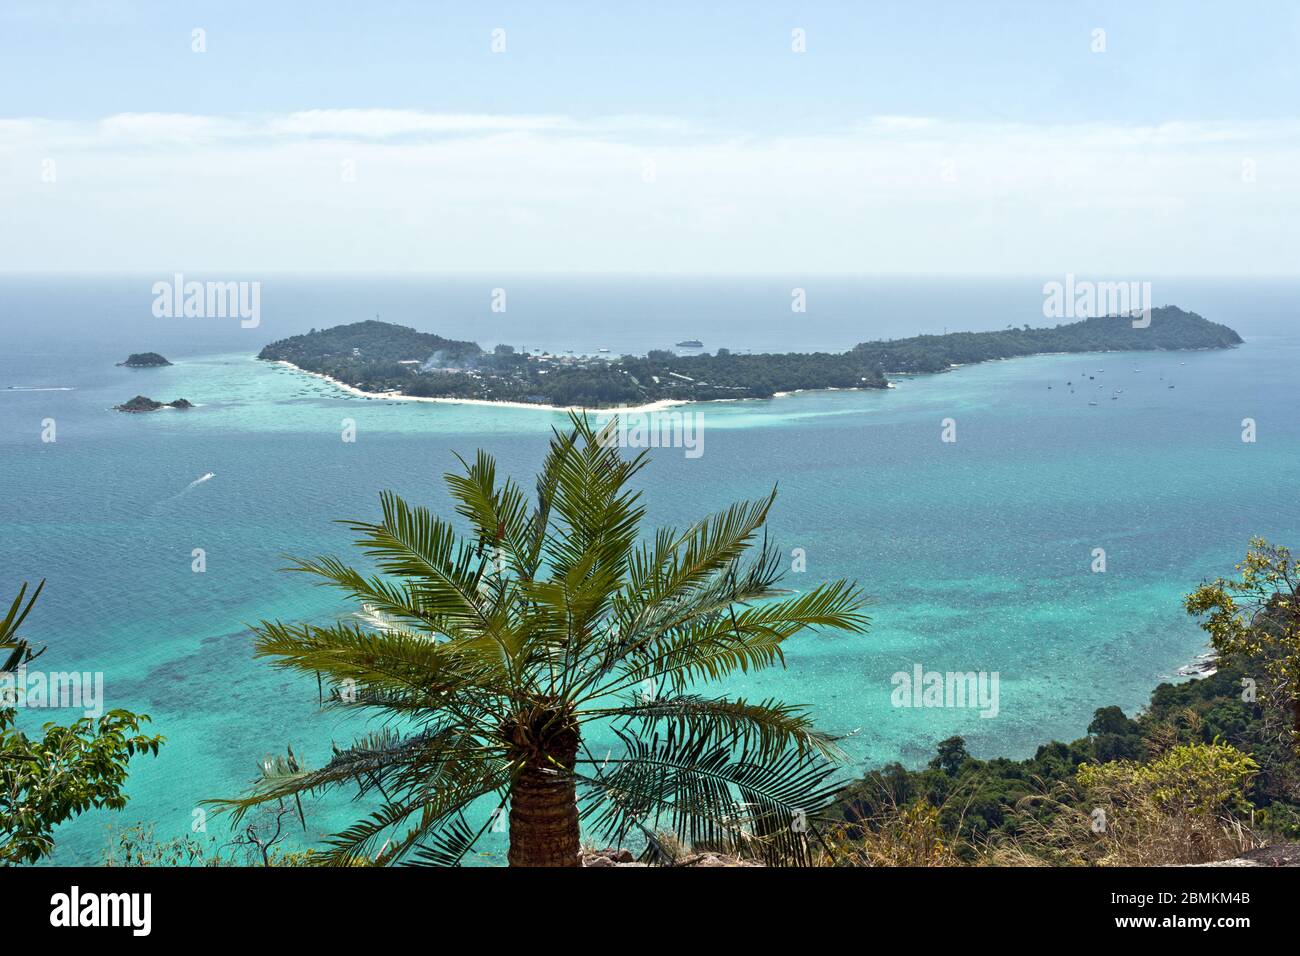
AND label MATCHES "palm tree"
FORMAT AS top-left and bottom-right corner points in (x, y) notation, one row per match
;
(215, 414), (869, 866)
